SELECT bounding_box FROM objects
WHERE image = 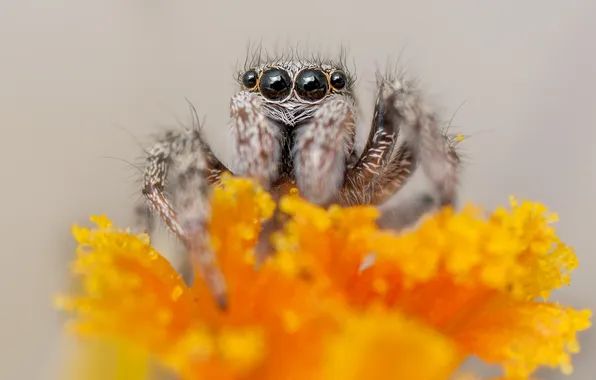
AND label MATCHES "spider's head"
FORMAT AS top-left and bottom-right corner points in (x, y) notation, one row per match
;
(237, 60), (355, 127)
